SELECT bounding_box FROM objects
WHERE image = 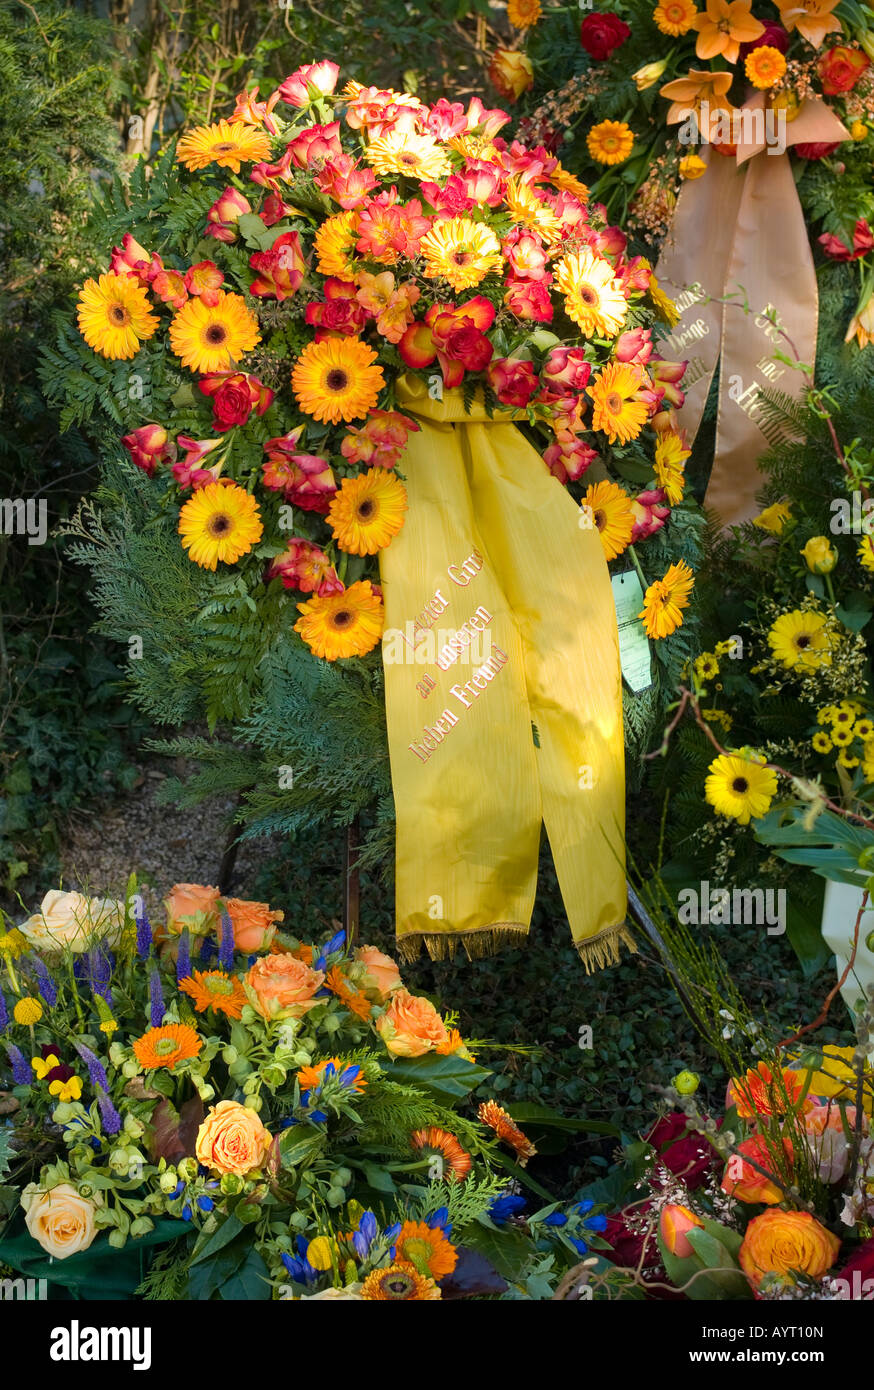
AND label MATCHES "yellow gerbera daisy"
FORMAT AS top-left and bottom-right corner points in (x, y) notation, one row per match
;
(292, 337), (385, 425)
(753, 500), (792, 535)
(704, 751), (777, 825)
(169, 290), (260, 373)
(175, 119), (271, 173)
(639, 559), (695, 638)
(328, 468), (408, 555)
(647, 273), (679, 327)
(554, 247), (628, 338)
(366, 129), (450, 182)
(508, 0), (542, 27)
(294, 580), (384, 662)
(767, 609), (833, 672)
(654, 431), (691, 504)
(448, 132), (500, 161)
(745, 45), (787, 89)
(654, 0), (699, 34)
(178, 481), (263, 570)
(359, 1261), (441, 1300)
(587, 362), (649, 445)
(587, 120), (634, 166)
(858, 537), (874, 573)
(505, 177), (563, 245)
(419, 216), (503, 292)
(314, 211), (361, 279)
(77, 273), (159, 361)
(583, 479), (635, 562)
